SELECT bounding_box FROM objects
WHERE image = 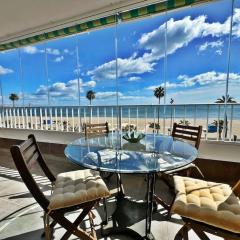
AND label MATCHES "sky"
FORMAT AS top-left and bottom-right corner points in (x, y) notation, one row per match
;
(0, 0), (240, 106)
